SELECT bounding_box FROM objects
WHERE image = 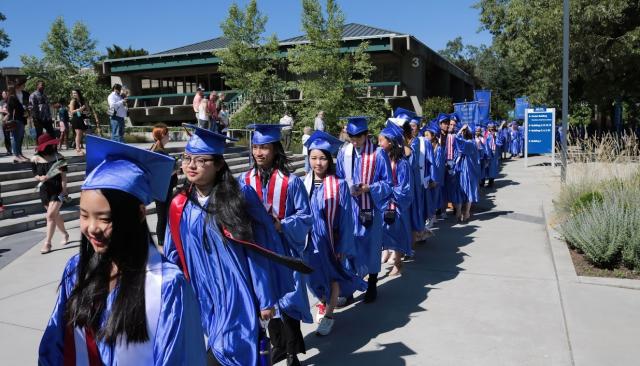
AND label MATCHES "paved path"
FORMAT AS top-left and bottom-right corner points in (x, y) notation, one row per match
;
(0, 156), (638, 365)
